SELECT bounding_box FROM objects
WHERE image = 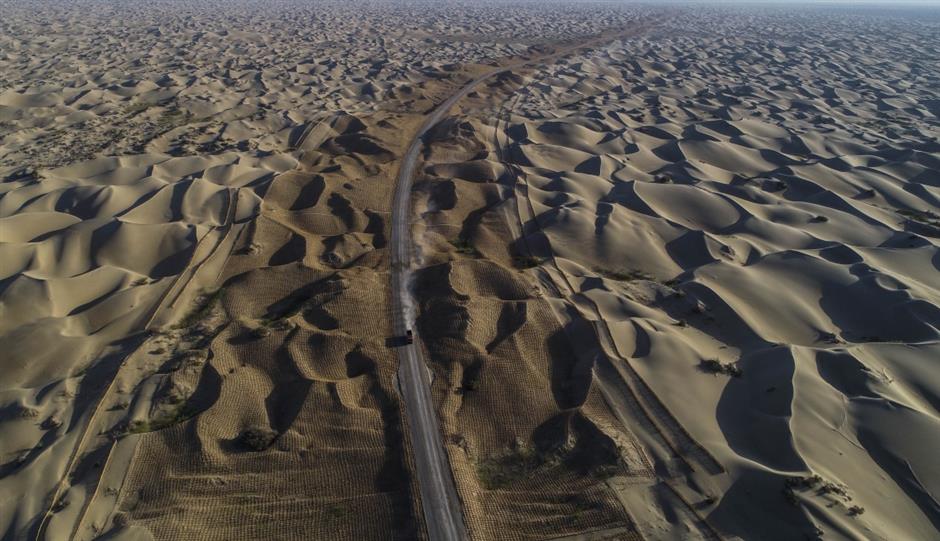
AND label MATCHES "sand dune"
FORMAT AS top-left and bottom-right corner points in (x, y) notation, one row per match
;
(415, 5), (939, 540)
(2, 1), (938, 540)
